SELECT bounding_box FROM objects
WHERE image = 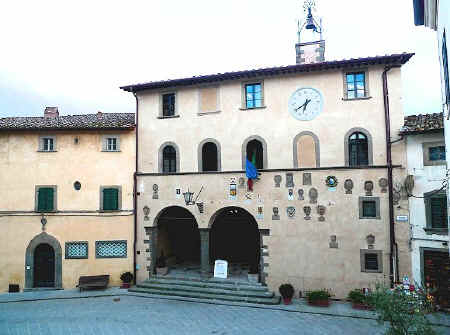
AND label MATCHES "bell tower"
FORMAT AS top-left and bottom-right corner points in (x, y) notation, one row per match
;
(295, 0), (325, 64)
